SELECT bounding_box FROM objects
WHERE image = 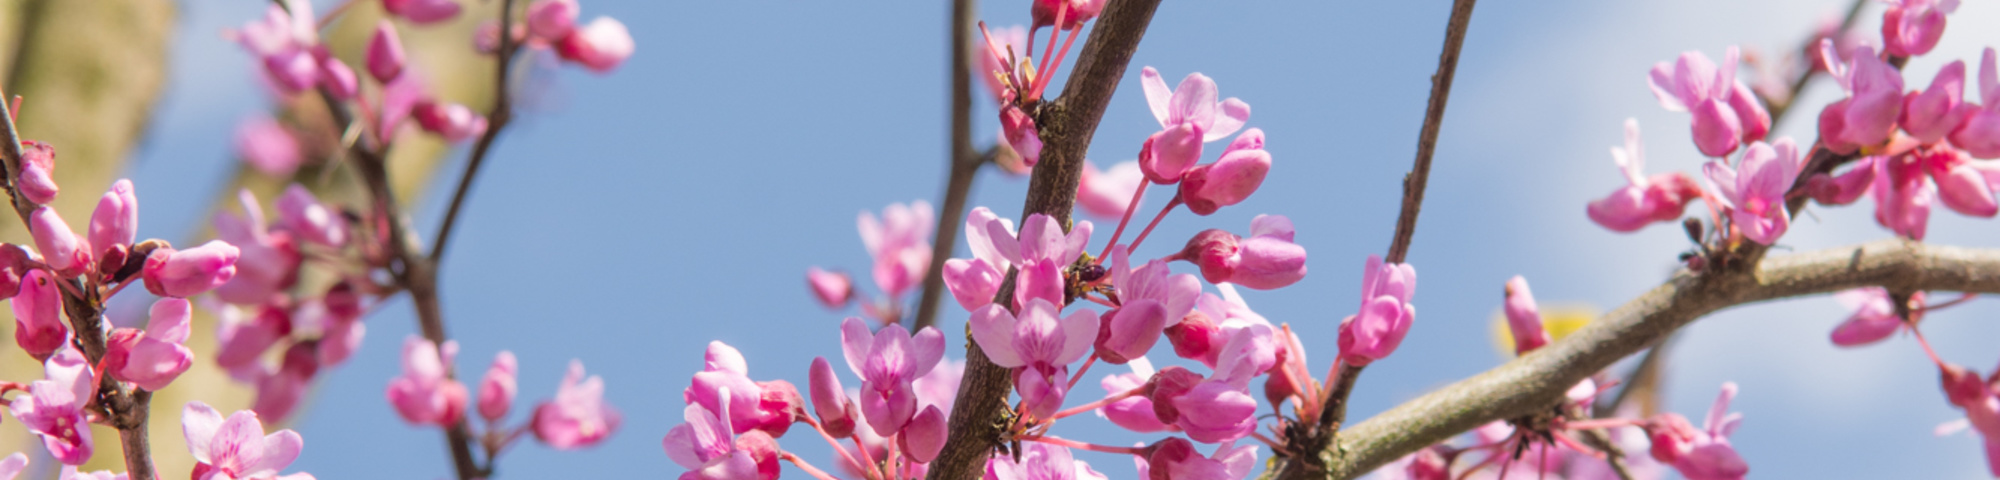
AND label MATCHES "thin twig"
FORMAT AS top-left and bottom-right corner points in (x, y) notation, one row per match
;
(1576, 428), (1635, 480)
(1383, 0), (1477, 265)
(431, 0), (523, 264)
(1765, 0), (1870, 123)
(912, 0), (984, 331)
